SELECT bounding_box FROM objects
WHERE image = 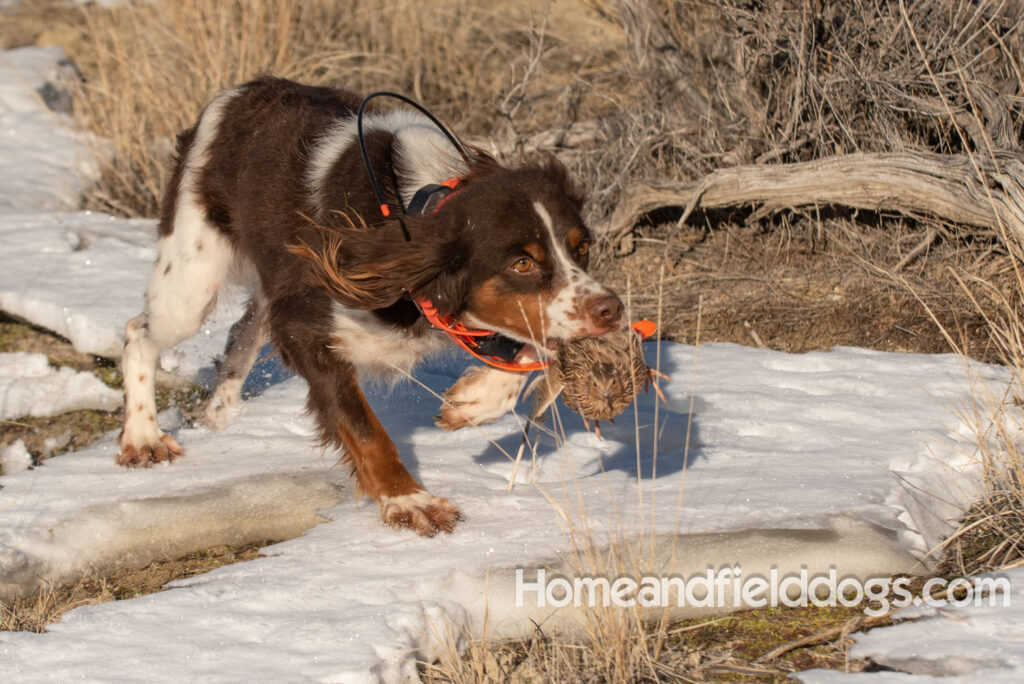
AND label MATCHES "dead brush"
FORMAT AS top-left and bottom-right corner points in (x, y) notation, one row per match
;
(588, 0), (1024, 253)
(3, 0), (627, 218)
(0, 580), (102, 633)
(935, 262), (1024, 577)
(850, 0), (1024, 577)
